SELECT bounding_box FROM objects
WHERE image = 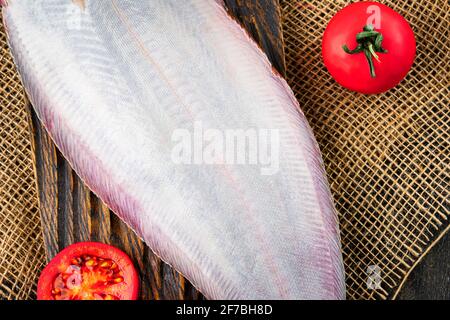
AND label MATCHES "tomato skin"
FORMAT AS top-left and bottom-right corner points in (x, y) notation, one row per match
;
(37, 242), (139, 300)
(322, 2), (416, 94)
